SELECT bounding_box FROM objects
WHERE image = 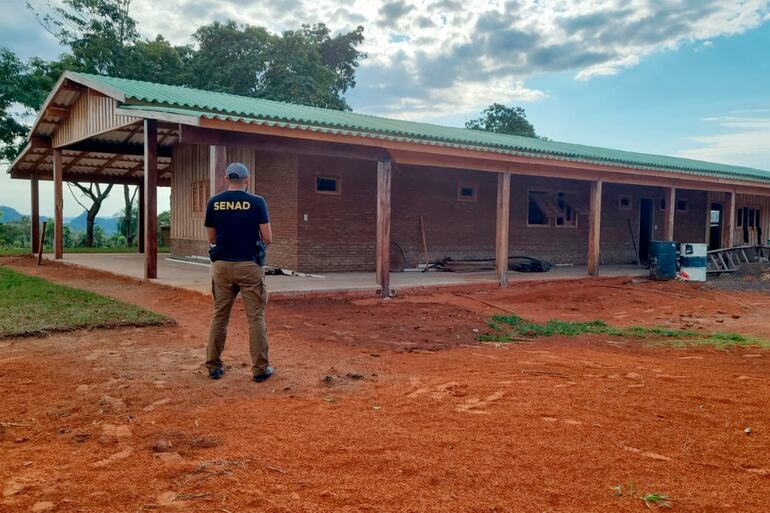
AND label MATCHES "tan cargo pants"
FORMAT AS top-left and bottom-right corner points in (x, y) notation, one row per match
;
(206, 260), (269, 376)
